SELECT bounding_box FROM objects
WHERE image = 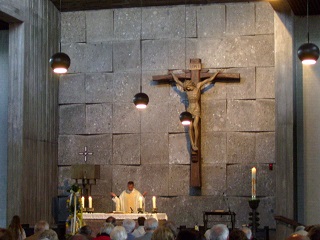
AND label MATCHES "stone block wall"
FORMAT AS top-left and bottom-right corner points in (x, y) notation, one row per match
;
(58, 2), (276, 228)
